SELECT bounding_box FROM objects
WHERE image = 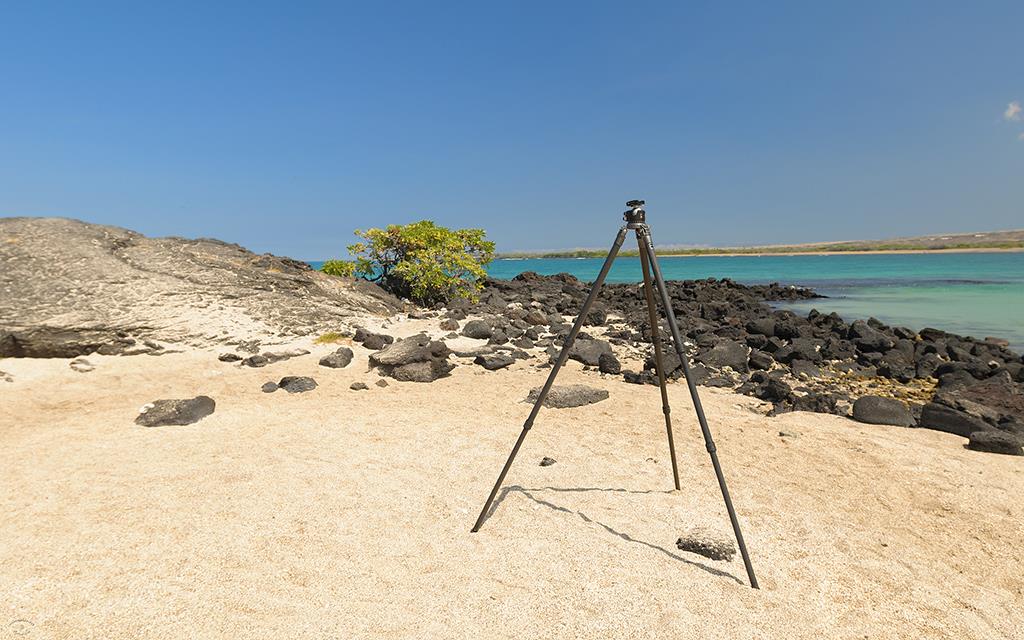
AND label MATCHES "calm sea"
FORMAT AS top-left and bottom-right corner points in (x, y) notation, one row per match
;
(310, 252), (1024, 351)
